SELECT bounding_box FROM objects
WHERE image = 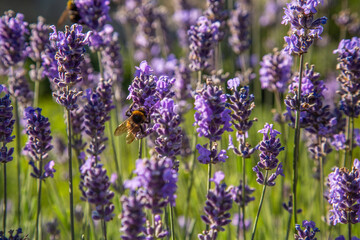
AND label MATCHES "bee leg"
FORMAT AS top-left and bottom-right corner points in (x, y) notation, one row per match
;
(125, 102), (134, 117)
